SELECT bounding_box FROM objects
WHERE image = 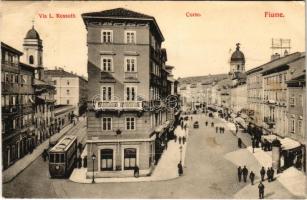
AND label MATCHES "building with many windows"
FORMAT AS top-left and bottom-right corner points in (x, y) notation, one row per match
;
(45, 68), (88, 116)
(1, 42), (36, 170)
(285, 55), (306, 171)
(82, 8), (175, 177)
